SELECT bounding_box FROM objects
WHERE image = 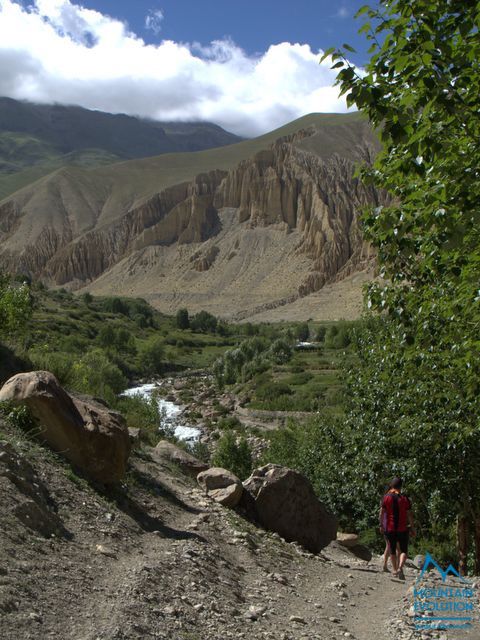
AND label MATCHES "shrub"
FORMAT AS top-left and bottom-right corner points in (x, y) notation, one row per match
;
(296, 323), (310, 341)
(190, 310), (217, 333)
(28, 347), (73, 386)
(70, 349), (127, 403)
(211, 431), (252, 480)
(138, 338), (165, 376)
(176, 308), (190, 330)
(115, 393), (162, 446)
(268, 338), (293, 364)
(256, 381), (293, 403)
